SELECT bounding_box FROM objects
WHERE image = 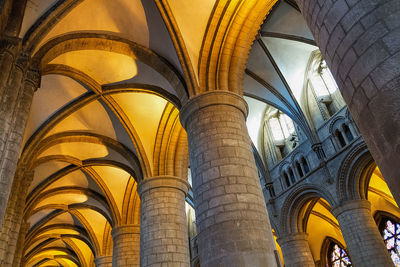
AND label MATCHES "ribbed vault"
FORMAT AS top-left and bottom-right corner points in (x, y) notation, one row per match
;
(6, 0), (348, 265)
(15, 1), (193, 265)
